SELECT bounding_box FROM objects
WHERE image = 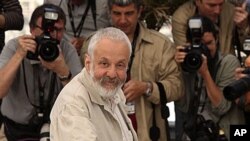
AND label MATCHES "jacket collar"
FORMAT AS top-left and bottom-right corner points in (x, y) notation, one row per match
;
(137, 22), (154, 45)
